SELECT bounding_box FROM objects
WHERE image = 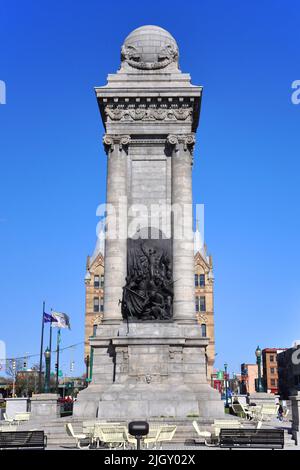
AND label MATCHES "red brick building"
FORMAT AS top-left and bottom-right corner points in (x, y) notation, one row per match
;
(262, 348), (287, 394)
